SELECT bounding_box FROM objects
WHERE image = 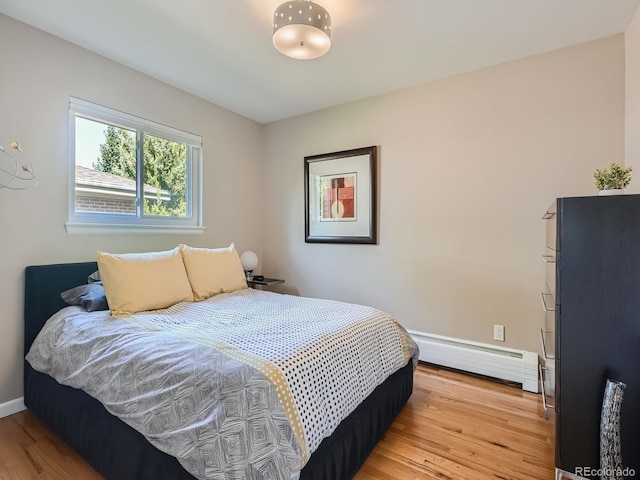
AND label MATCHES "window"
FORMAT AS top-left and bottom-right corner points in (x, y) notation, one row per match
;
(66, 97), (203, 234)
